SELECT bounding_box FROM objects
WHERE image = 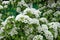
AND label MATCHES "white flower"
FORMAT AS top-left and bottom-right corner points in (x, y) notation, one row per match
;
(53, 11), (60, 17)
(56, 22), (60, 28)
(27, 3), (33, 8)
(0, 36), (4, 39)
(41, 24), (48, 32)
(0, 27), (4, 34)
(48, 22), (59, 38)
(5, 16), (14, 20)
(44, 31), (53, 40)
(33, 35), (43, 40)
(24, 25), (34, 36)
(23, 8), (41, 18)
(4, 5), (8, 8)
(27, 34), (34, 40)
(16, 7), (21, 13)
(43, 10), (53, 16)
(9, 27), (18, 36)
(1, 21), (7, 27)
(0, 27), (5, 39)
(15, 14), (31, 23)
(29, 18), (40, 25)
(15, 14), (40, 25)
(39, 6), (46, 10)
(1, 16), (14, 26)
(17, 0), (28, 7)
(39, 17), (48, 24)
(51, 3), (56, 8)
(37, 25), (42, 33)
(51, 18), (57, 21)
(0, 5), (3, 9)
(2, 1), (10, 5)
